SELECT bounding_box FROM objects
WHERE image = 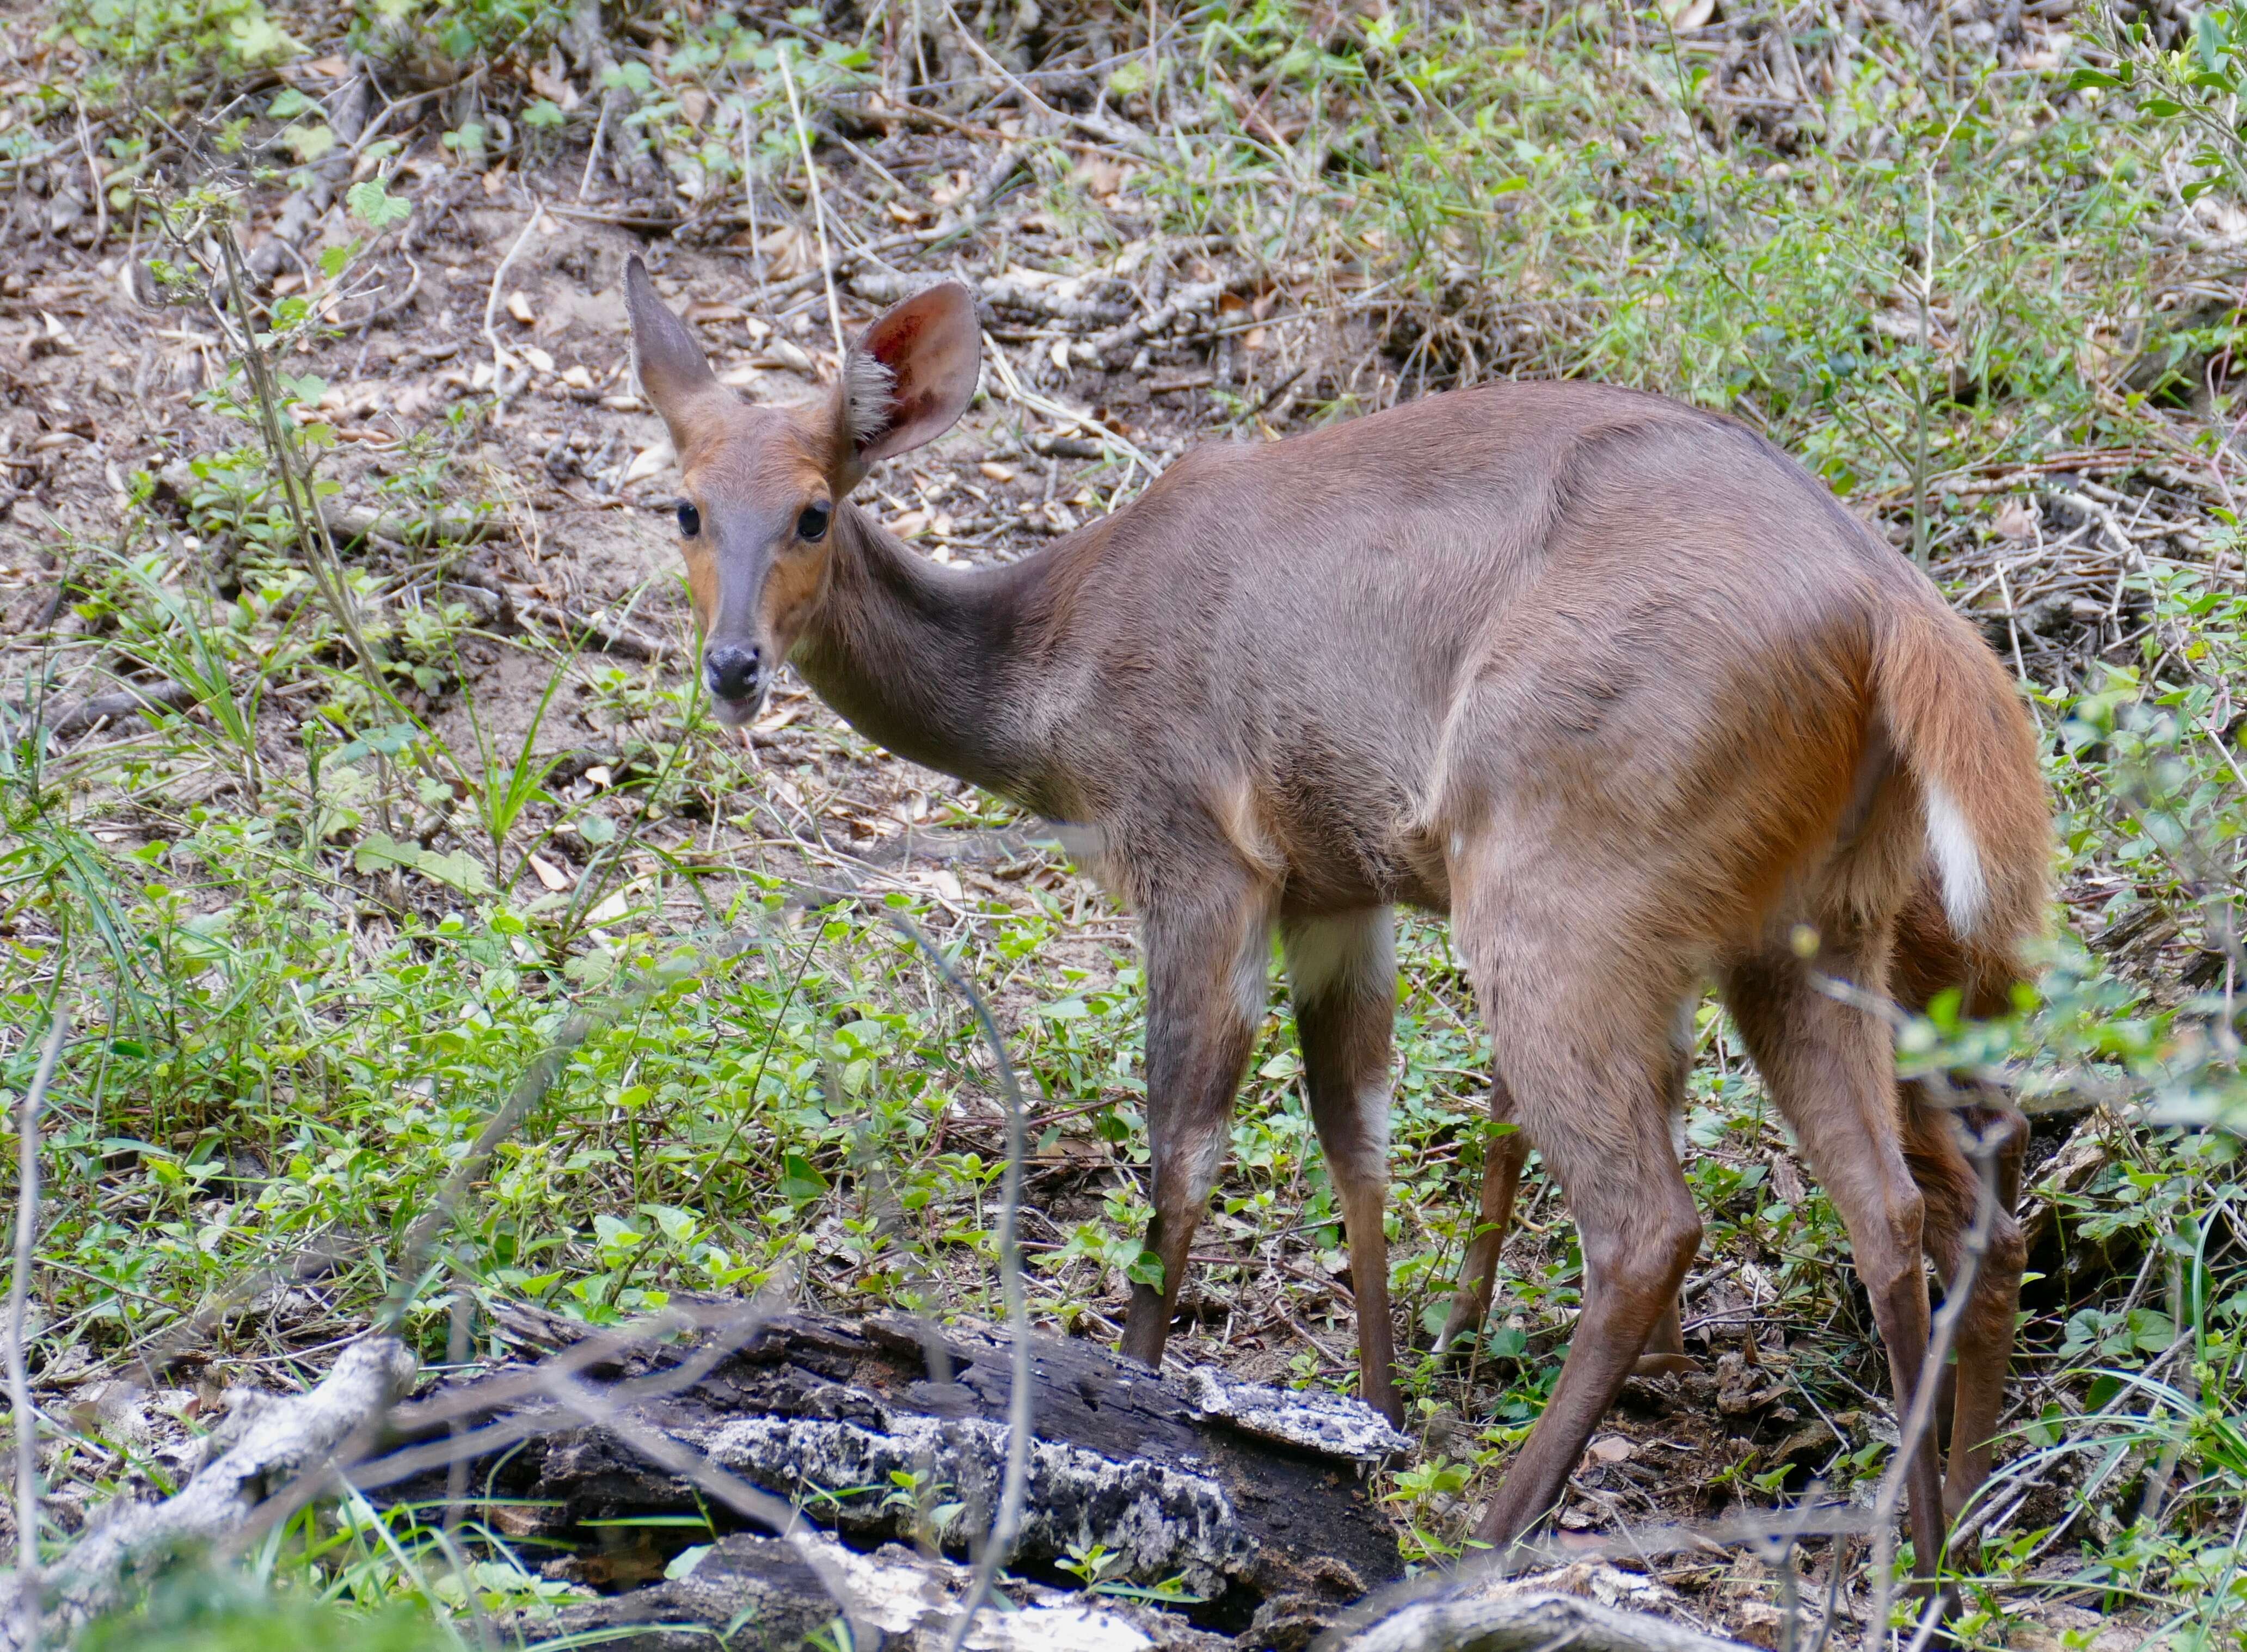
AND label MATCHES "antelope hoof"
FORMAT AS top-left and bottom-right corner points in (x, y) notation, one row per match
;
(1632, 1352), (1699, 1378)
